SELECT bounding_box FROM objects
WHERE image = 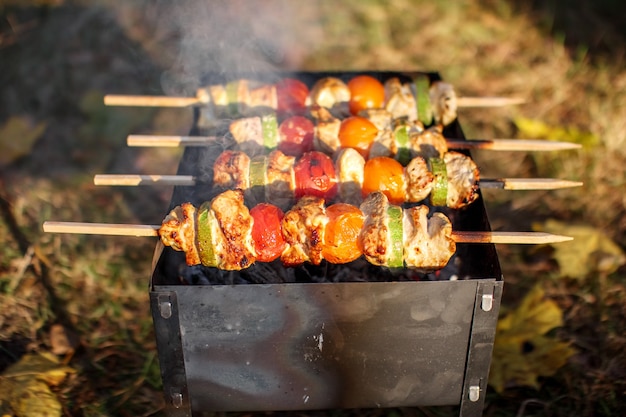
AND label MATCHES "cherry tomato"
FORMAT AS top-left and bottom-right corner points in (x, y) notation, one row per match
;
(276, 78), (309, 116)
(277, 115), (315, 157)
(322, 203), (364, 264)
(250, 203), (287, 262)
(294, 151), (338, 200)
(347, 75), (385, 115)
(362, 157), (406, 204)
(338, 116), (378, 158)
